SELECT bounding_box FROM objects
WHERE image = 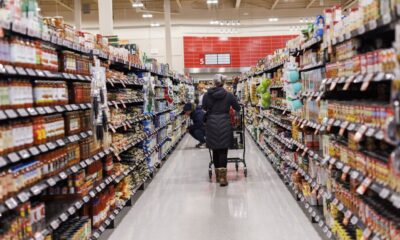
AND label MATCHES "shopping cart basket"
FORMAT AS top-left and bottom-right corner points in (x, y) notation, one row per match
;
(208, 106), (247, 179)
